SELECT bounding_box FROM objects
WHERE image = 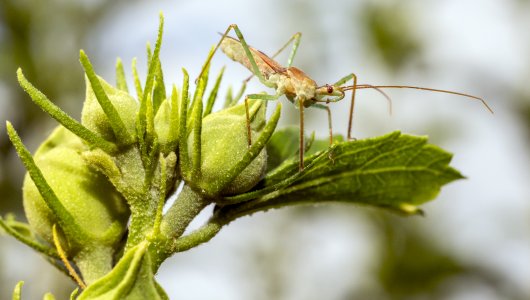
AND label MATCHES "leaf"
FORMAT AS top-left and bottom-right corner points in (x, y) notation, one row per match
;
(0, 215), (60, 259)
(80, 51), (135, 145)
(115, 58), (129, 93)
(12, 281), (24, 300)
(16, 69), (118, 153)
(218, 131), (463, 217)
(305, 133), (344, 155)
(42, 293), (56, 300)
(77, 242), (168, 300)
(265, 126), (299, 172)
(266, 126), (344, 172)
